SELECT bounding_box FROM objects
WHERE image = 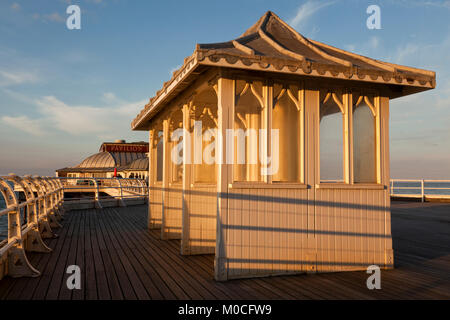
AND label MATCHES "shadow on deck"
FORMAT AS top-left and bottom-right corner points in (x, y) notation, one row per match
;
(0, 201), (449, 300)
